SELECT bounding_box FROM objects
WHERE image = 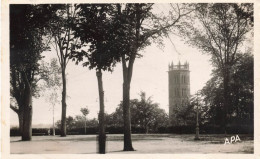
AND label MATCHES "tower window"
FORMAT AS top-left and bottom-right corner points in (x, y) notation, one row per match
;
(175, 88), (177, 97)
